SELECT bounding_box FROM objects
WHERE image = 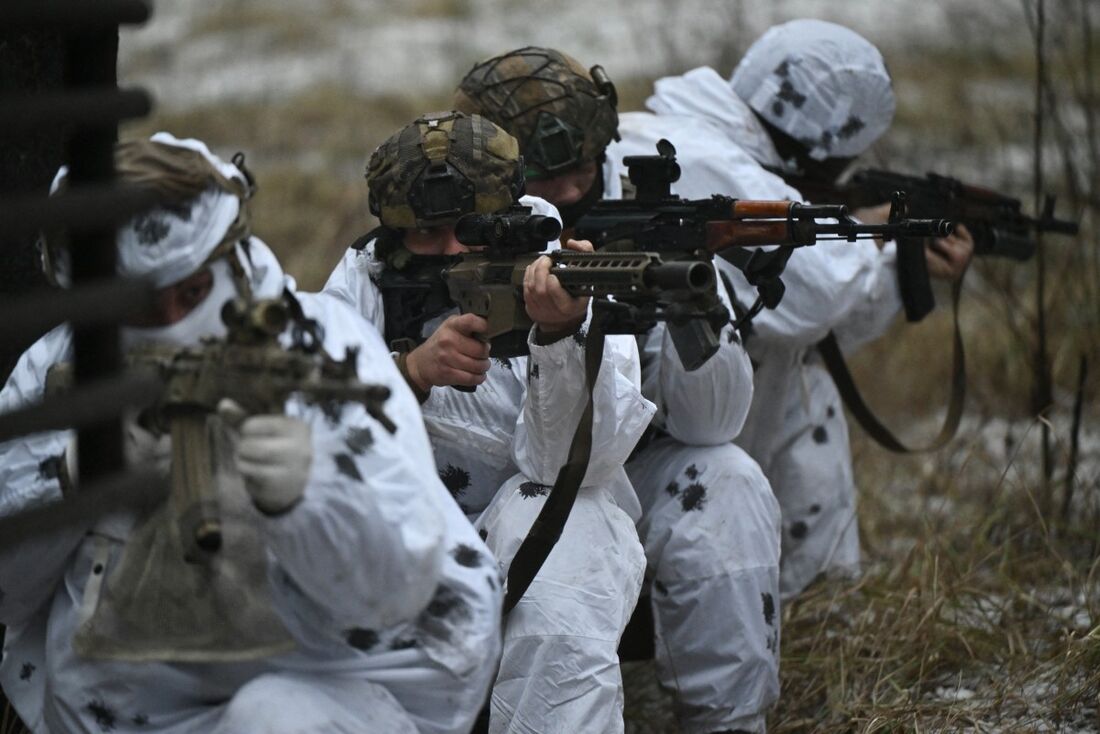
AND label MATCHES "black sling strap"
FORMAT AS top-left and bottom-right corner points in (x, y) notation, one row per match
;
(503, 314), (606, 614)
(816, 279), (966, 453)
